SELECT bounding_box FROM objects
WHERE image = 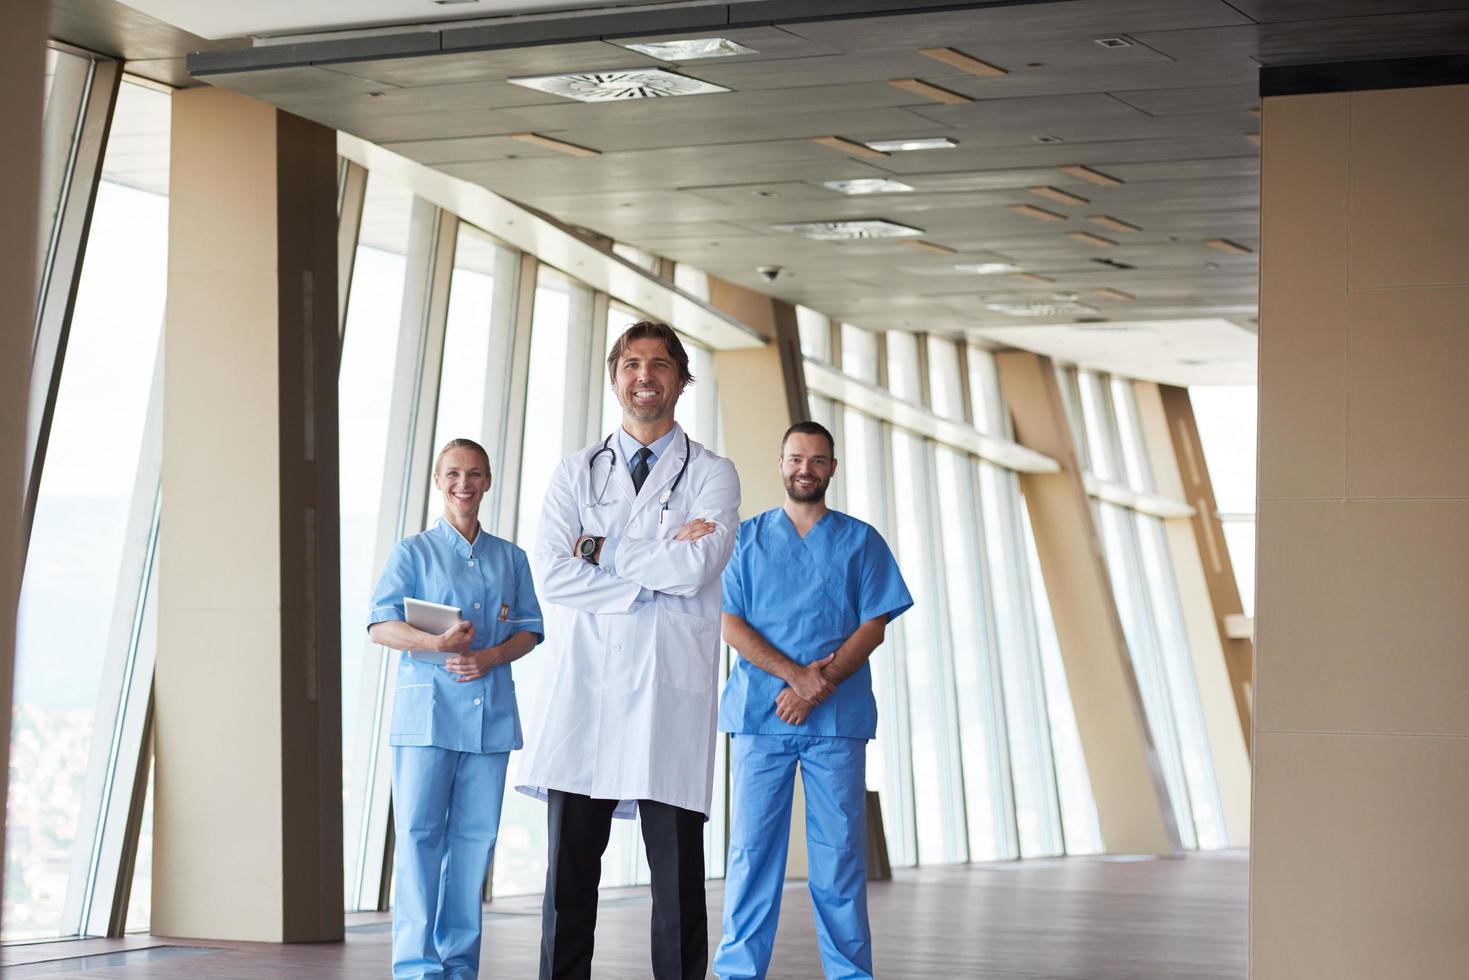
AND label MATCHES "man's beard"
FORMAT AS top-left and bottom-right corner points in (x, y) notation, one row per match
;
(784, 473), (829, 503)
(618, 386), (672, 422)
